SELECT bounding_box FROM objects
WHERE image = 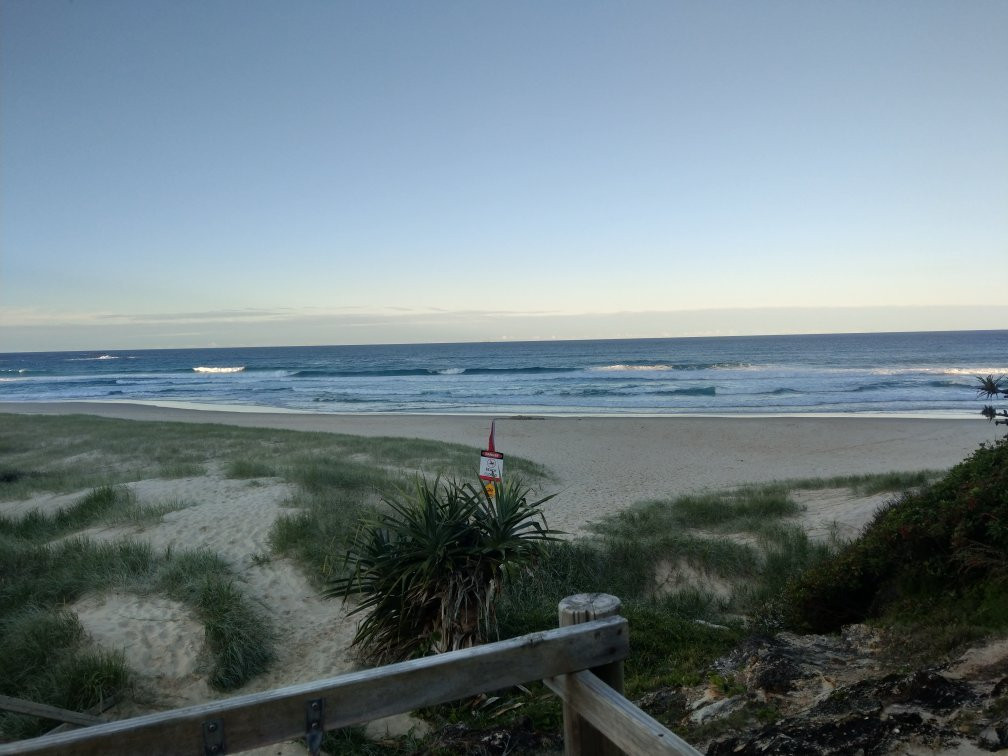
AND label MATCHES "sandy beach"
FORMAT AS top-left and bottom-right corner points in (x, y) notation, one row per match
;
(0, 402), (994, 749)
